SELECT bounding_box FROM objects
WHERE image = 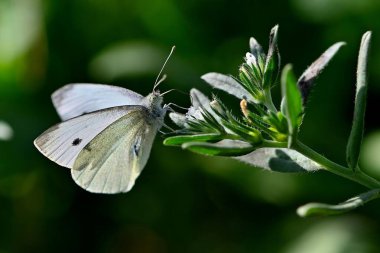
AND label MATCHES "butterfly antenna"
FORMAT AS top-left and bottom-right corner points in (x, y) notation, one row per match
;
(153, 46), (176, 92)
(155, 74), (167, 88)
(165, 102), (188, 110)
(160, 88), (176, 97)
